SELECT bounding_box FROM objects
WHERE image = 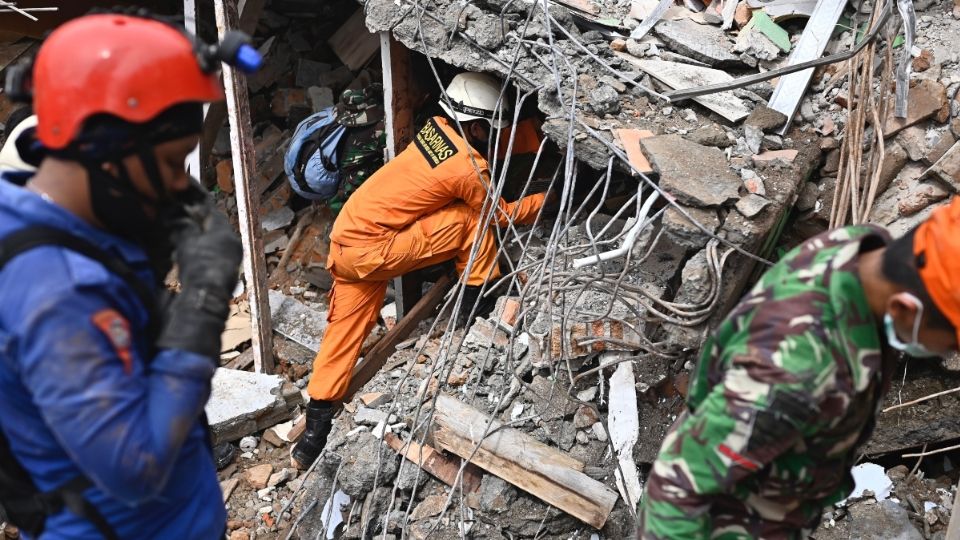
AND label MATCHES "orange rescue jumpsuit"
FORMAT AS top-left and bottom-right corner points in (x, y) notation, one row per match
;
(307, 116), (547, 401)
